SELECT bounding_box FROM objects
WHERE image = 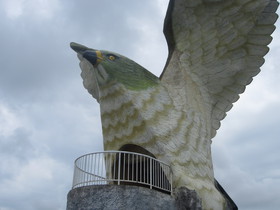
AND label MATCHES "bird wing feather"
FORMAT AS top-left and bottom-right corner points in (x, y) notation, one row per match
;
(160, 0), (279, 138)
